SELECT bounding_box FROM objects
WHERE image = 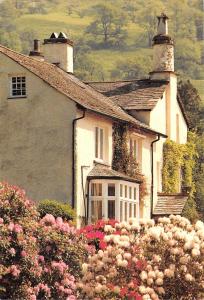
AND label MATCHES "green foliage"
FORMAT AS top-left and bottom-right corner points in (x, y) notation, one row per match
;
(112, 122), (147, 202)
(85, 4), (127, 48)
(0, 0), (203, 81)
(111, 54), (152, 80)
(162, 133), (199, 222)
(38, 199), (76, 221)
(178, 81), (204, 221)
